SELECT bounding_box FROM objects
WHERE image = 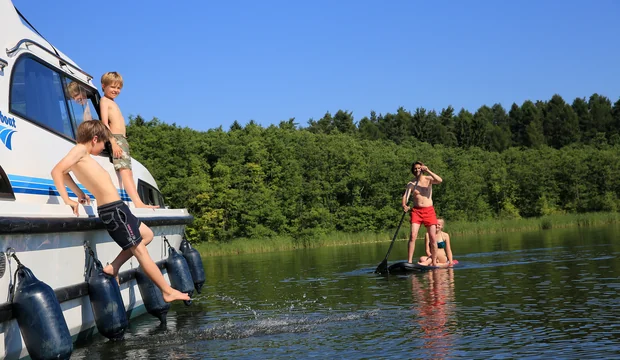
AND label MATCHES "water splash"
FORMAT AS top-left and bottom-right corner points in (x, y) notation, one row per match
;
(215, 294), (260, 319)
